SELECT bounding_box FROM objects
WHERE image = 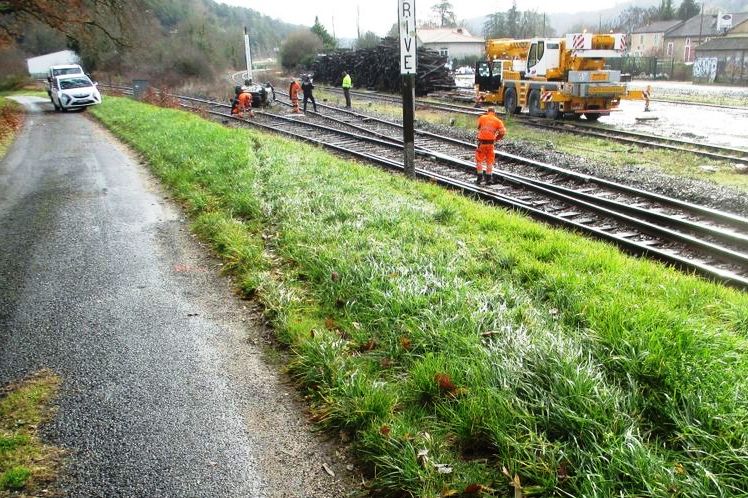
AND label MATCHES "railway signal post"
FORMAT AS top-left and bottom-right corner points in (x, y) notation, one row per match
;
(398, 0), (416, 178)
